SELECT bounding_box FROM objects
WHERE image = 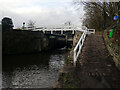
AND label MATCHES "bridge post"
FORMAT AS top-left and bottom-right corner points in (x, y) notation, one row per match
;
(43, 27), (45, 34)
(72, 30), (75, 34)
(51, 30), (53, 34)
(51, 27), (53, 34)
(61, 30), (63, 34)
(43, 31), (45, 34)
(33, 26), (36, 31)
(72, 26), (75, 34)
